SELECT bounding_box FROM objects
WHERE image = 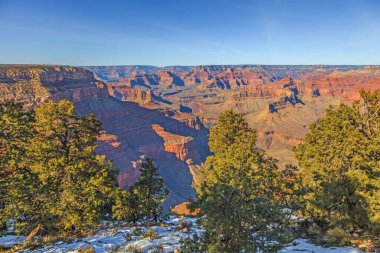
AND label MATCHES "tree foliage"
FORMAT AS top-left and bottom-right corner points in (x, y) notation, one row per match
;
(133, 158), (169, 222)
(0, 100), (123, 235)
(113, 158), (168, 223)
(0, 102), (39, 233)
(194, 110), (295, 252)
(294, 90), (380, 240)
(28, 100), (121, 232)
